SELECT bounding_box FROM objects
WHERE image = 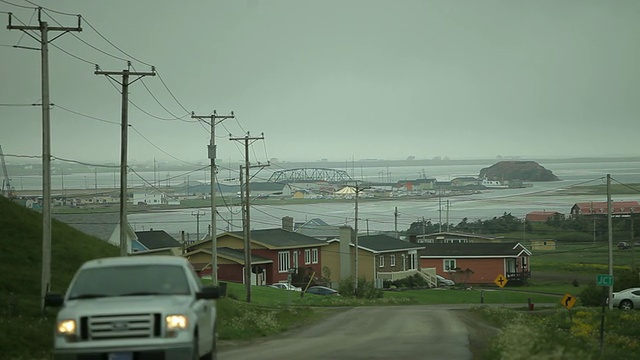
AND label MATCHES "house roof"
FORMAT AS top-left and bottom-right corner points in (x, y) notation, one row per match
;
(227, 228), (328, 249)
(183, 247), (272, 265)
(295, 225), (342, 240)
(53, 212), (135, 242)
(295, 218), (330, 230)
(135, 229), (181, 249)
(357, 234), (425, 253)
(572, 201), (640, 215)
(418, 242), (531, 258)
(417, 232), (499, 240)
